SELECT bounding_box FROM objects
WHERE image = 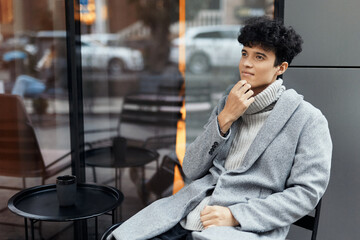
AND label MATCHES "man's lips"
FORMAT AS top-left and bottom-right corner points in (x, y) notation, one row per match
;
(241, 71), (254, 76)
